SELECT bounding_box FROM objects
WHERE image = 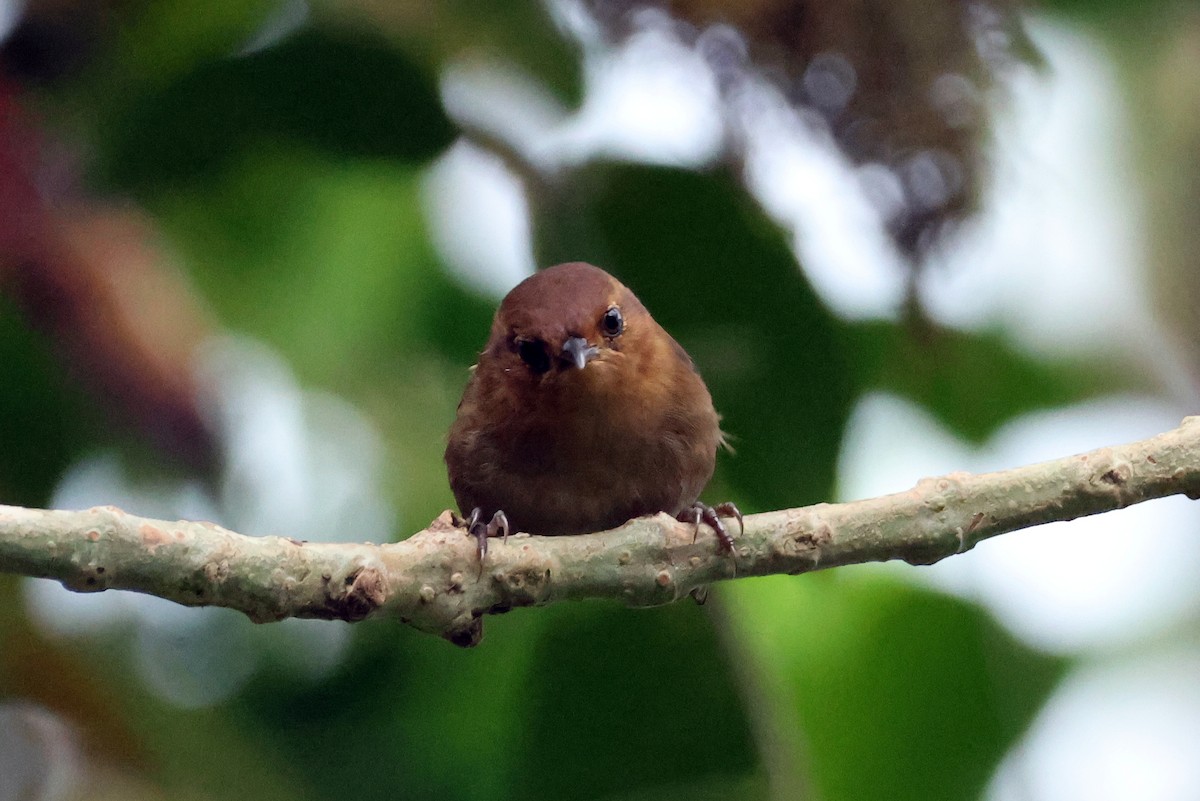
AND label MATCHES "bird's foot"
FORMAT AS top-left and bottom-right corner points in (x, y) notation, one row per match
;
(679, 501), (743, 553)
(466, 507), (510, 560)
